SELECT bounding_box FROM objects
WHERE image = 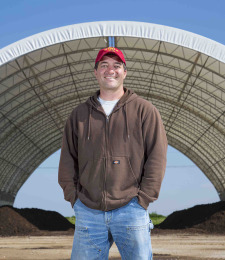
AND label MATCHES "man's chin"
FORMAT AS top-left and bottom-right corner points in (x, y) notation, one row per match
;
(103, 84), (118, 89)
